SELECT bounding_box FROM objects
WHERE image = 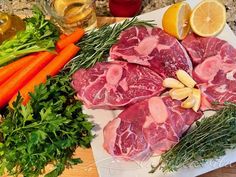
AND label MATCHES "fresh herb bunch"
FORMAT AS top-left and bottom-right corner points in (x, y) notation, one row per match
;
(64, 18), (155, 75)
(0, 6), (59, 66)
(0, 75), (93, 177)
(150, 103), (236, 173)
(0, 18), (154, 177)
